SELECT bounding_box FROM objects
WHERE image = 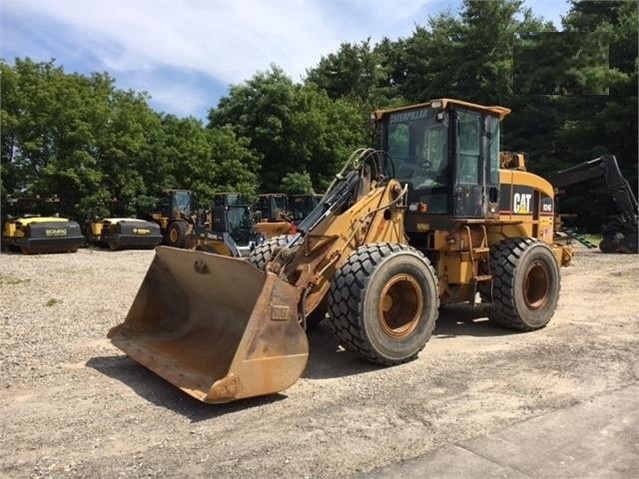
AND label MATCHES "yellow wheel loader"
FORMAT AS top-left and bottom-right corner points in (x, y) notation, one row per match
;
(252, 193), (293, 238)
(108, 98), (572, 403)
(146, 189), (198, 247)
